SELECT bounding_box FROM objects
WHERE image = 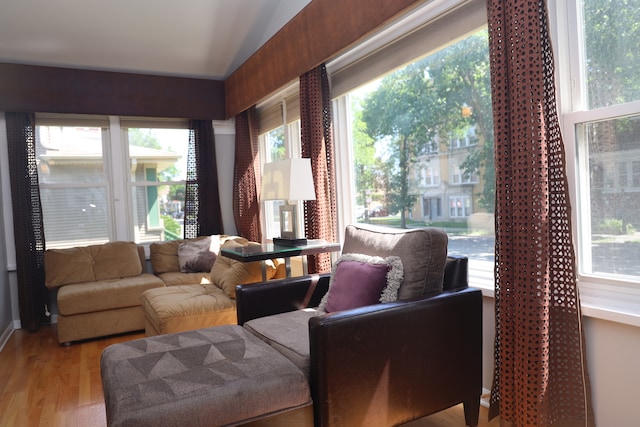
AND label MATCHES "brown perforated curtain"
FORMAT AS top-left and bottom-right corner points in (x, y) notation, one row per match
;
(300, 64), (337, 274)
(6, 112), (49, 332)
(487, 1), (595, 426)
(233, 107), (262, 242)
(185, 120), (224, 238)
